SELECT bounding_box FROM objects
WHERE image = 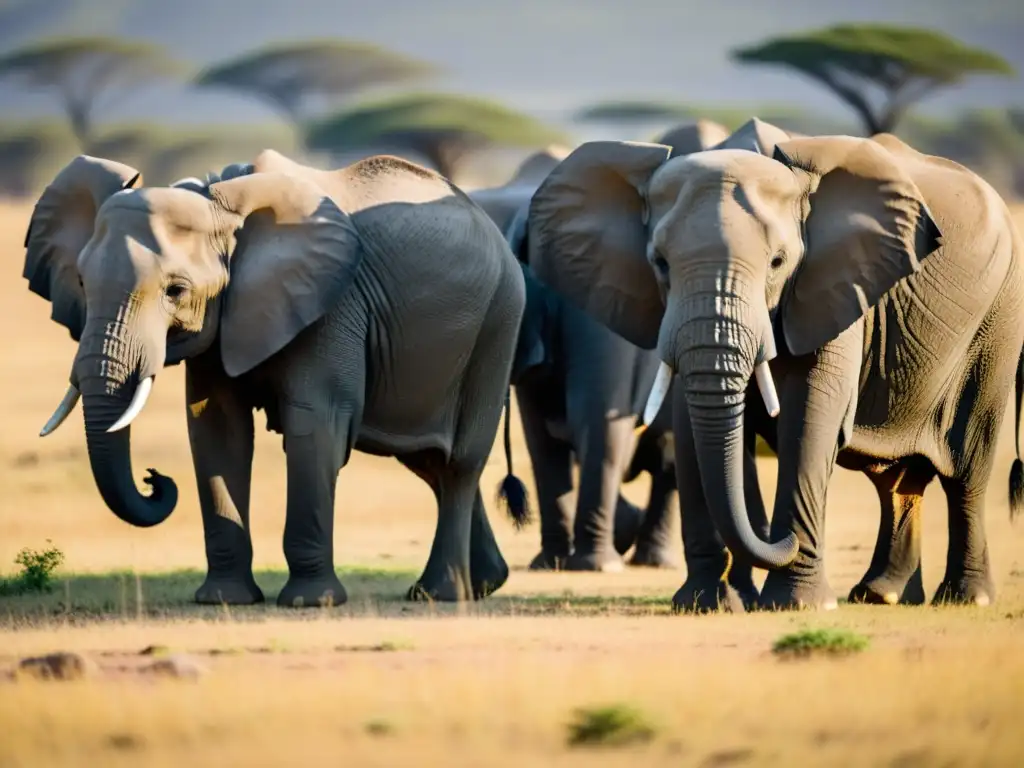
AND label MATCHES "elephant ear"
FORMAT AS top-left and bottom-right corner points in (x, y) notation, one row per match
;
(773, 136), (942, 357)
(655, 119), (730, 159)
(712, 117), (794, 156)
(528, 141), (671, 350)
(23, 155), (142, 341)
(209, 171), (364, 378)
